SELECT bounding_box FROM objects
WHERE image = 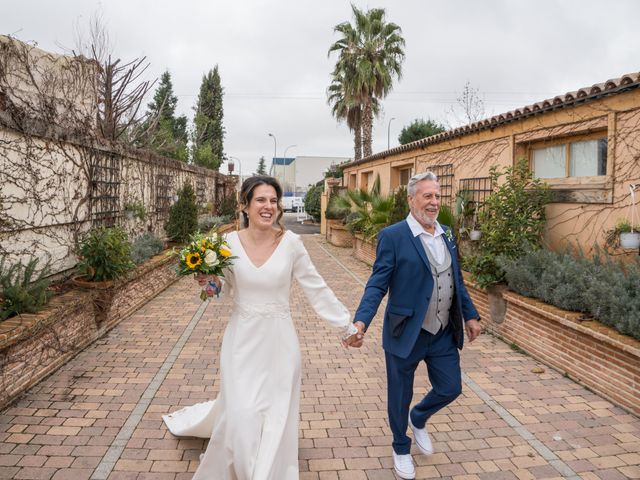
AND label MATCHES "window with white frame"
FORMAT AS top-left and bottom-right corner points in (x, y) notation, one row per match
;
(532, 136), (607, 179)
